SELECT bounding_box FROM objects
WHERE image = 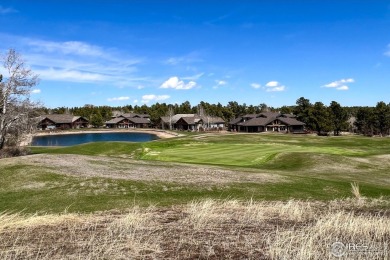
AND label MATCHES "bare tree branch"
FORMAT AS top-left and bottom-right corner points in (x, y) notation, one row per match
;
(0, 48), (40, 149)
